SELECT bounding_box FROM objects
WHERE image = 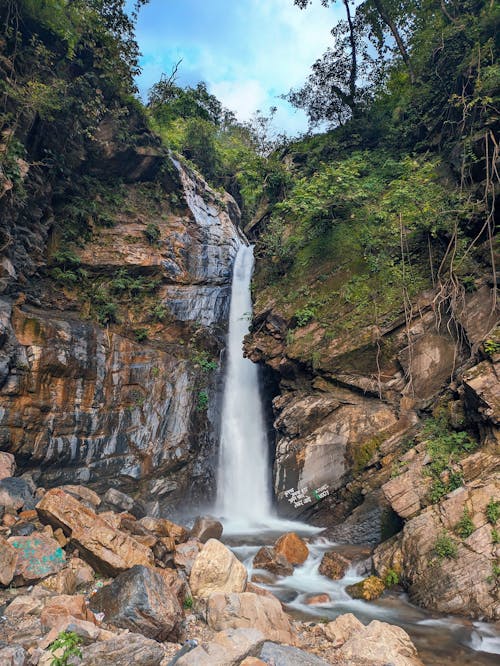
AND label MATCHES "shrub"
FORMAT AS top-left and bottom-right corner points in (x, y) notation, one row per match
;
(491, 529), (499, 544)
(183, 595), (193, 609)
(192, 350), (217, 372)
(294, 306), (316, 327)
(196, 390), (208, 411)
(486, 498), (500, 524)
(434, 532), (458, 560)
(384, 569), (400, 587)
(49, 631), (83, 666)
(144, 223), (161, 245)
(134, 328), (148, 342)
(151, 303), (168, 322)
(455, 508), (474, 539)
(484, 338), (500, 356)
